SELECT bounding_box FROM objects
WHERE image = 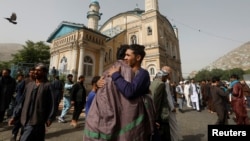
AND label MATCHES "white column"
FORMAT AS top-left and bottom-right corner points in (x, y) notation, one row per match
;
(54, 51), (60, 68)
(71, 44), (78, 80)
(77, 45), (85, 78)
(49, 52), (54, 68)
